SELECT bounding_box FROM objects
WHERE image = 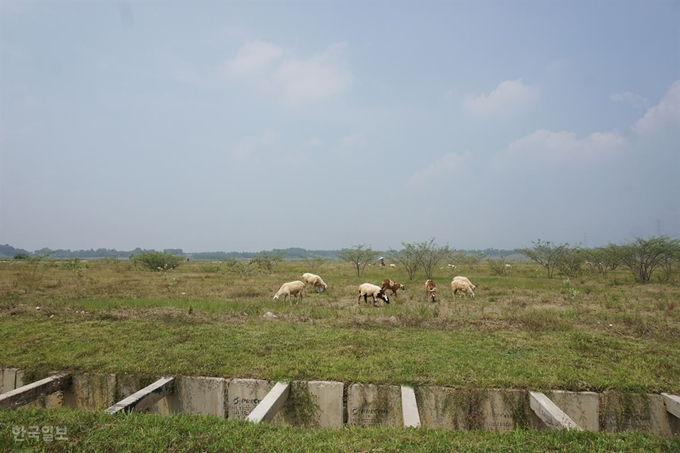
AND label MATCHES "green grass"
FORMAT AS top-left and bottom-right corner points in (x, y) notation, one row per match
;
(1, 260), (679, 392)
(1, 408), (677, 452)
